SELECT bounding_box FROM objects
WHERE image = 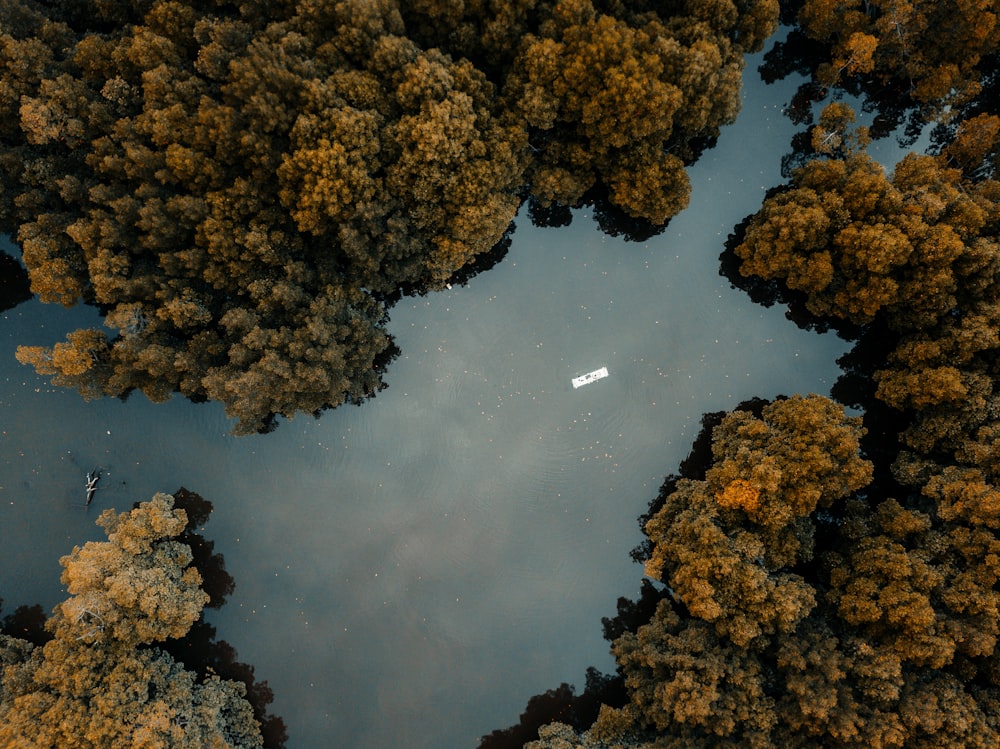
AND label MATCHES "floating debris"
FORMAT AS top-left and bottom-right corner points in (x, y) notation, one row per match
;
(572, 367), (609, 389)
(85, 468), (102, 506)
